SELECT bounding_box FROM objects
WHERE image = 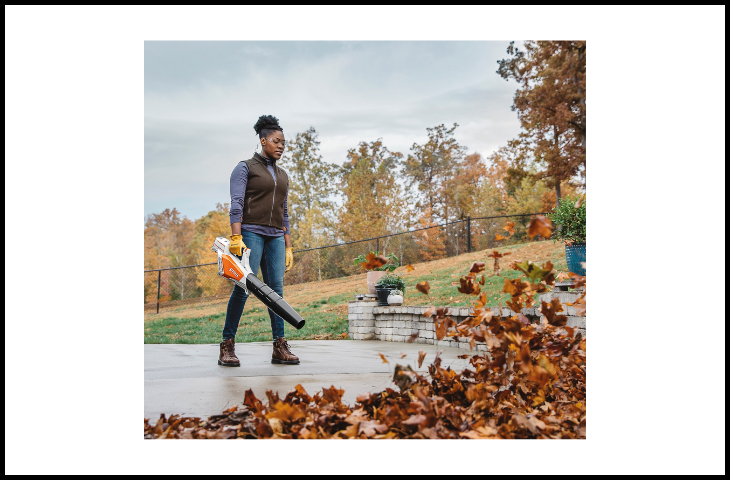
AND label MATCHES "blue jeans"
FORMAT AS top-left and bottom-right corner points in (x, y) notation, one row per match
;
(222, 230), (286, 341)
